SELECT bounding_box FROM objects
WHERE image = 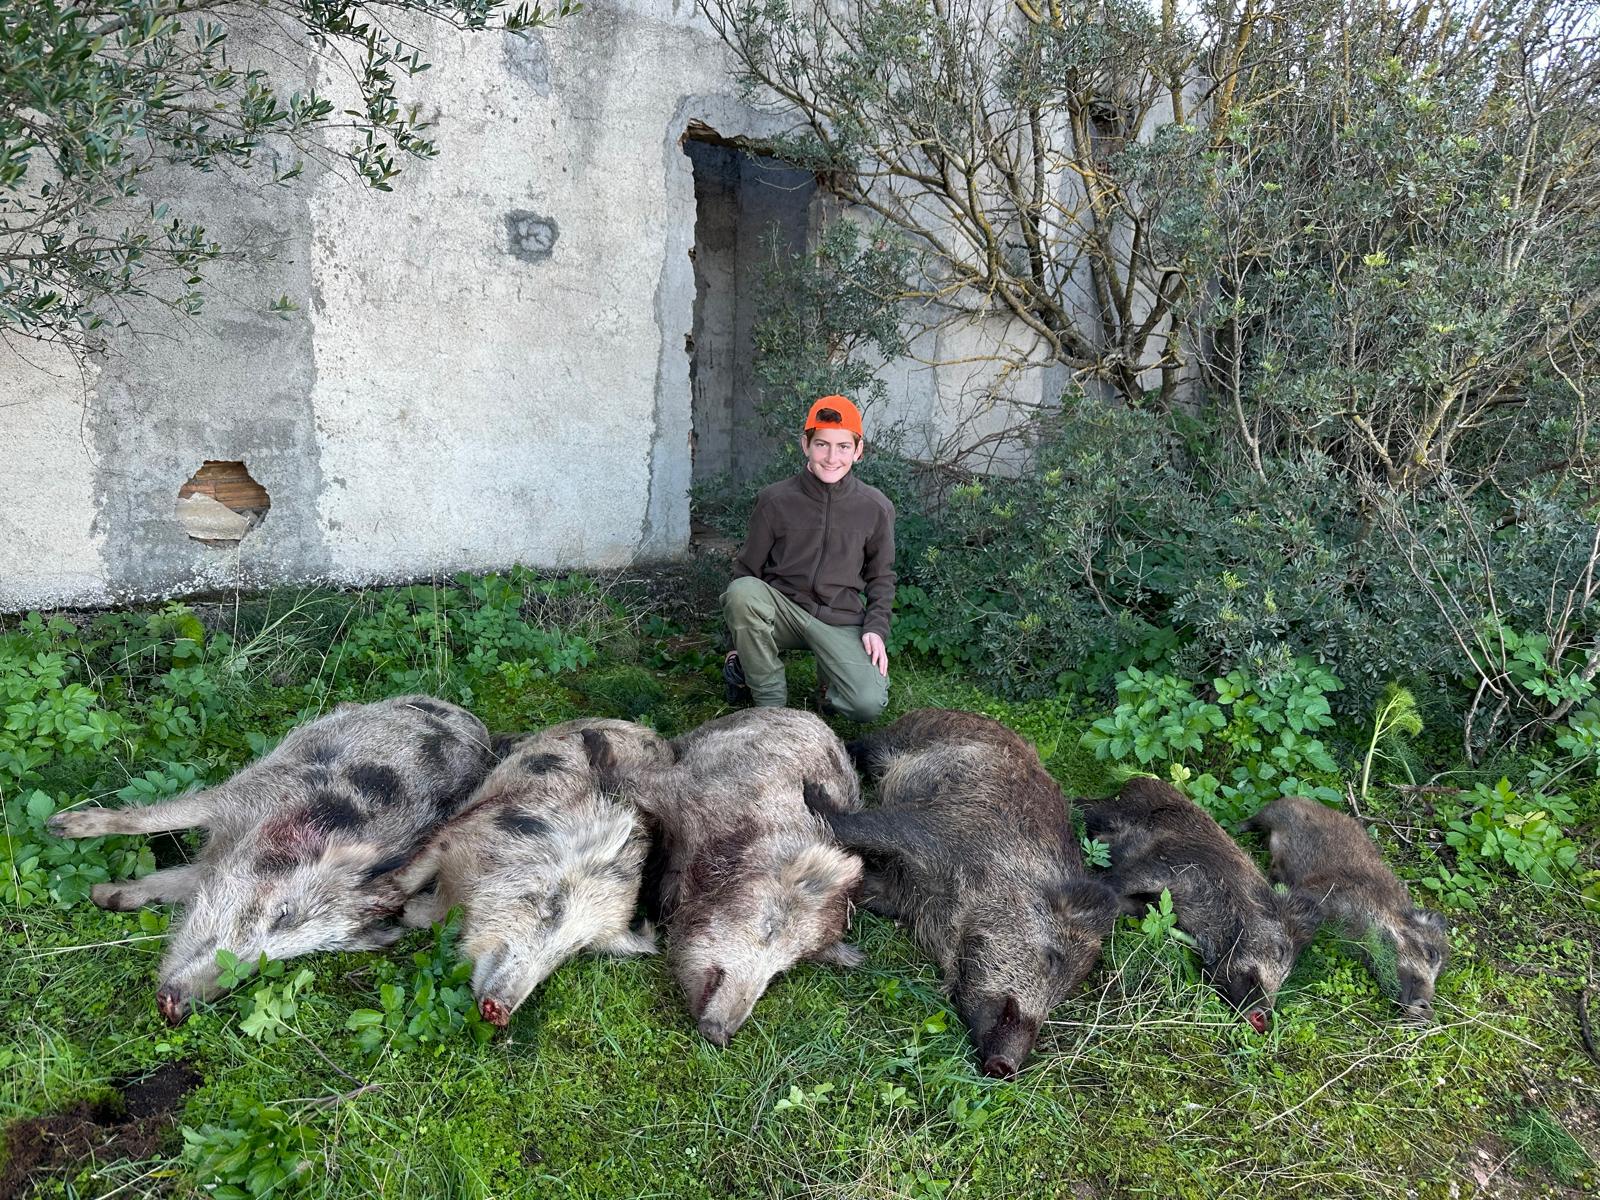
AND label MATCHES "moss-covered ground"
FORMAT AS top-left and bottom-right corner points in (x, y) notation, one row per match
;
(1, 570), (1595, 1198)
